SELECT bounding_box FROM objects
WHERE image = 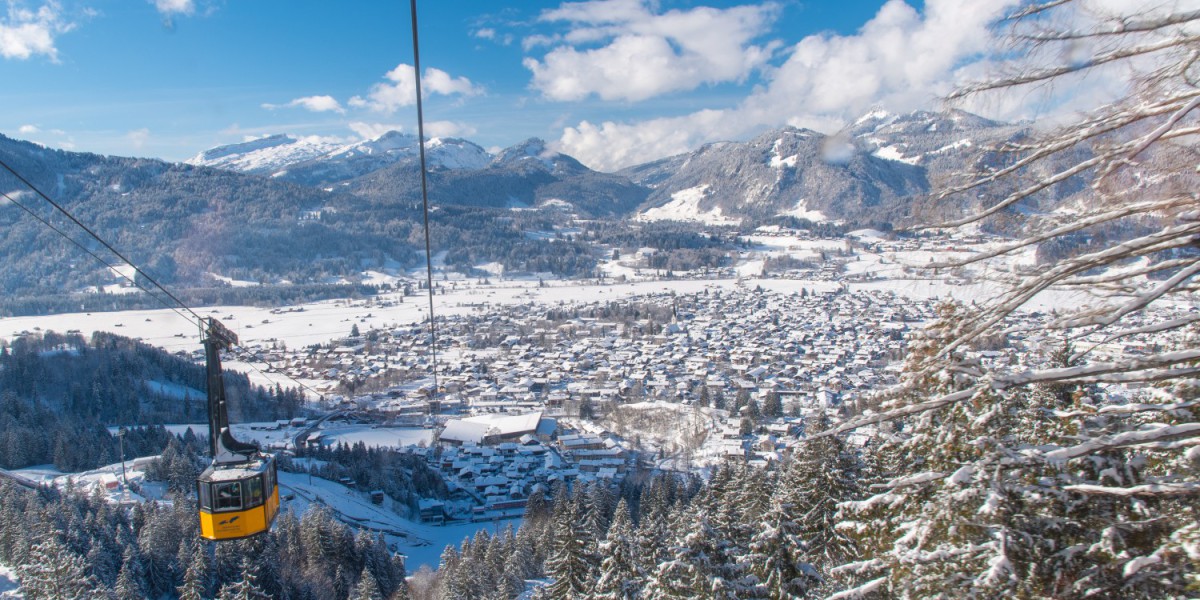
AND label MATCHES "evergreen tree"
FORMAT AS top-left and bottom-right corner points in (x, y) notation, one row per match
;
(745, 500), (815, 600)
(643, 507), (725, 599)
(16, 533), (100, 600)
(113, 548), (147, 600)
(352, 568), (384, 600)
(761, 391), (783, 419)
(541, 494), (593, 598)
(178, 542), (211, 600)
(591, 498), (641, 600)
(783, 414), (860, 575)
